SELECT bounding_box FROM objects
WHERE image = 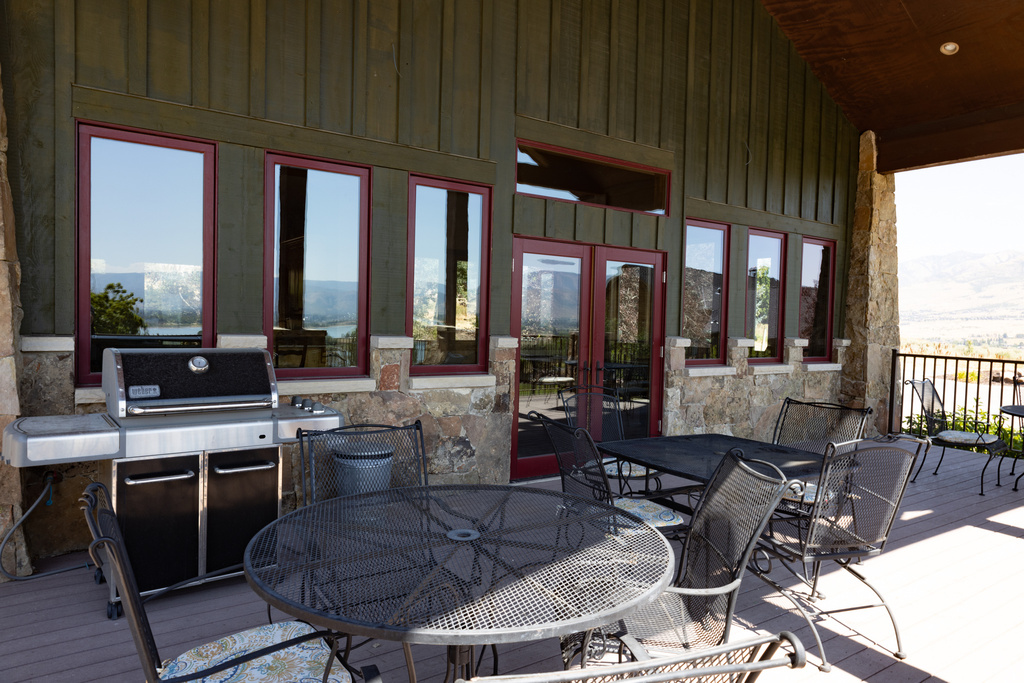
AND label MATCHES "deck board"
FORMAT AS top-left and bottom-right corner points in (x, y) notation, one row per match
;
(2, 446), (1022, 682)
